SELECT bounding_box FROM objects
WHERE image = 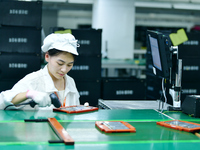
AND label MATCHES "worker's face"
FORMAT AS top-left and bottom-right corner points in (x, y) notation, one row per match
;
(45, 52), (74, 80)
